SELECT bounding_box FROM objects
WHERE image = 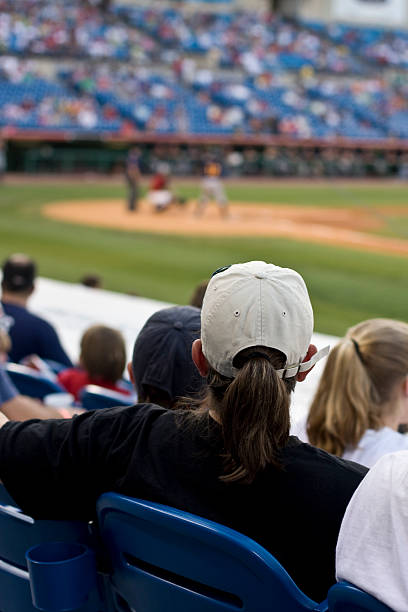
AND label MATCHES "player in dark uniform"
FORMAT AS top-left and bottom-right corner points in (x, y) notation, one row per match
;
(125, 147), (141, 212)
